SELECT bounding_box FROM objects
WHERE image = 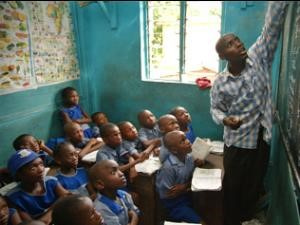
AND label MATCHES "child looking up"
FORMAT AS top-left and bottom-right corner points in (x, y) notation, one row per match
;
(0, 195), (22, 225)
(170, 106), (196, 143)
(156, 130), (204, 224)
(96, 123), (147, 172)
(61, 87), (93, 138)
(91, 112), (109, 138)
(52, 195), (104, 225)
(12, 134), (54, 166)
(86, 160), (139, 225)
(6, 149), (69, 225)
(53, 142), (88, 193)
(157, 114), (180, 162)
(137, 110), (161, 148)
(64, 122), (103, 159)
(118, 121), (154, 160)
